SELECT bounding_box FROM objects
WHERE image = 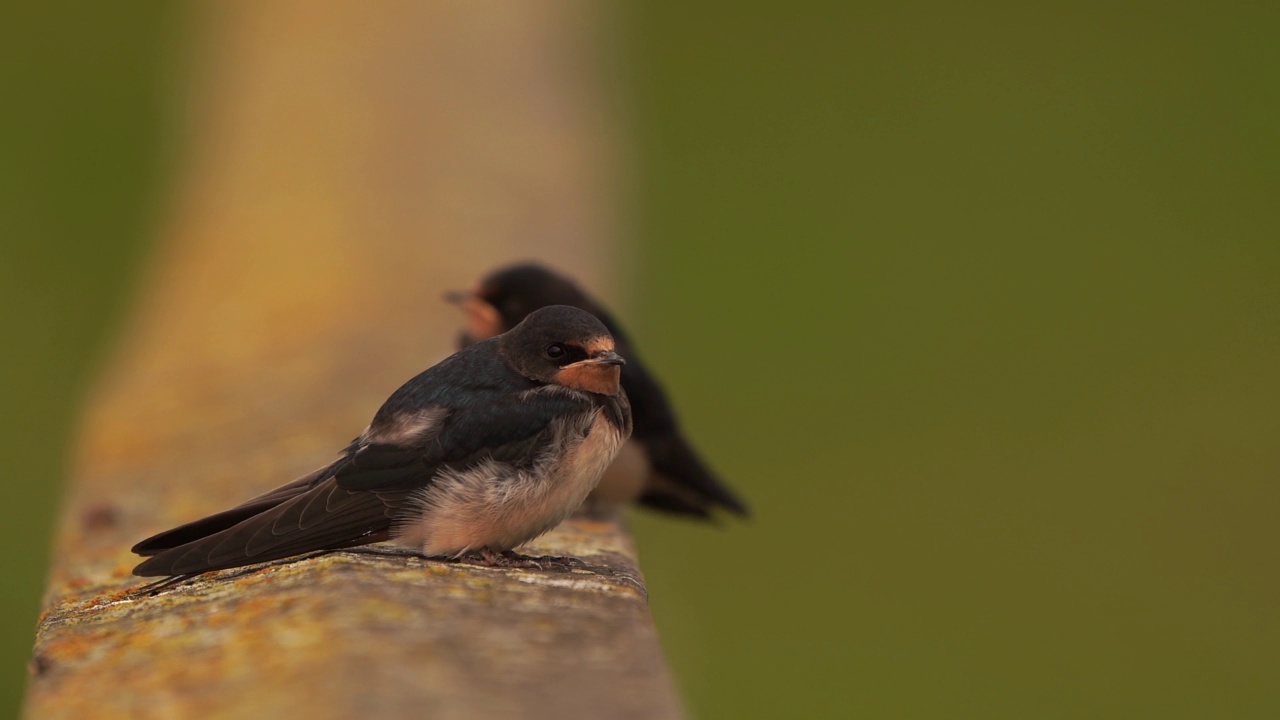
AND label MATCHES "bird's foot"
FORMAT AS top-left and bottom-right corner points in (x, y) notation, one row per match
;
(460, 550), (583, 571)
